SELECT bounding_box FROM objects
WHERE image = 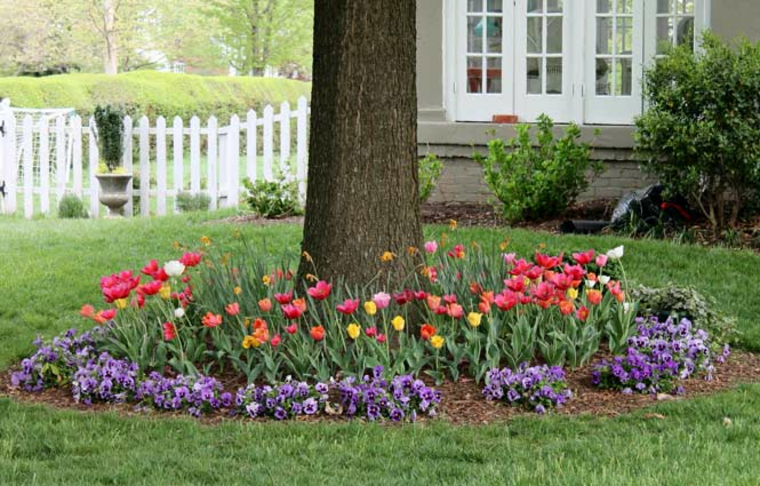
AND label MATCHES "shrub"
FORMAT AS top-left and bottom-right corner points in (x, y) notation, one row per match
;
(635, 33), (760, 231)
(0, 71), (311, 121)
(477, 114), (603, 223)
(419, 153), (443, 202)
(244, 177), (303, 218)
(176, 192), (211, 213)
(94, 105), (125, 172)
(630, 285), (738, 345)
(57, 193), (88, 219)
